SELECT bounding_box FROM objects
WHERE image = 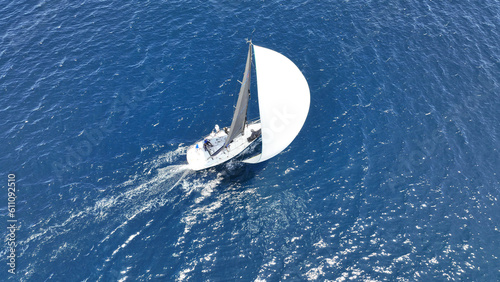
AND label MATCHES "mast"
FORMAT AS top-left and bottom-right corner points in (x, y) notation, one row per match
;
(213, 43), (253, 155)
